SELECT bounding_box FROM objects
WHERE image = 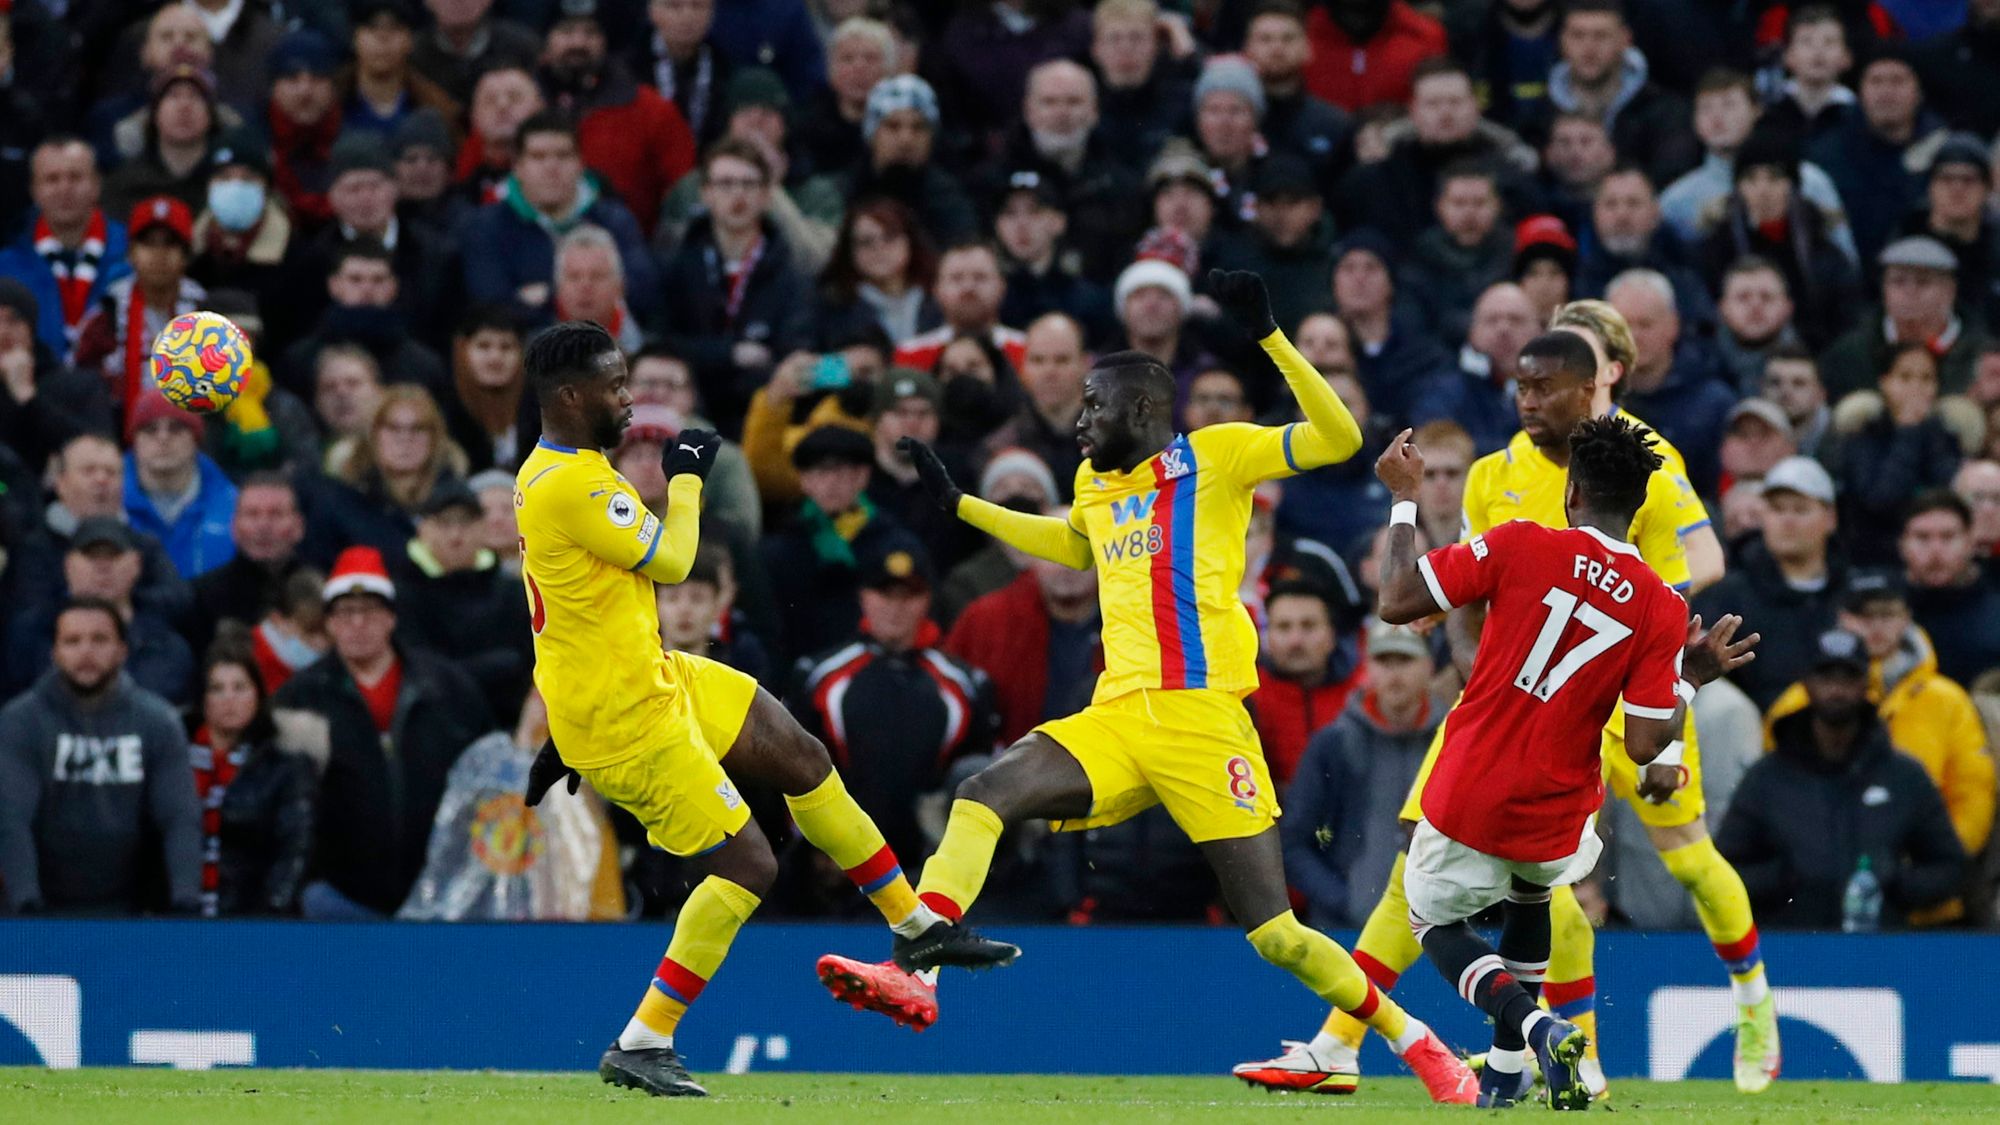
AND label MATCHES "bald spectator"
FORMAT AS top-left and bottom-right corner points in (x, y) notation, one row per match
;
(1607, 268), (1736, 494)
(930, 0), (1093, 149)
(1820, 237), (1991, 402)
(1449, 283), (1534, 452)
(537, 0), (693, 235)
(982, 59), (1142, 283)
(986, 313), (1087, 497)
(555, 226), (644, 355)
(0, 139), (131, 363)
